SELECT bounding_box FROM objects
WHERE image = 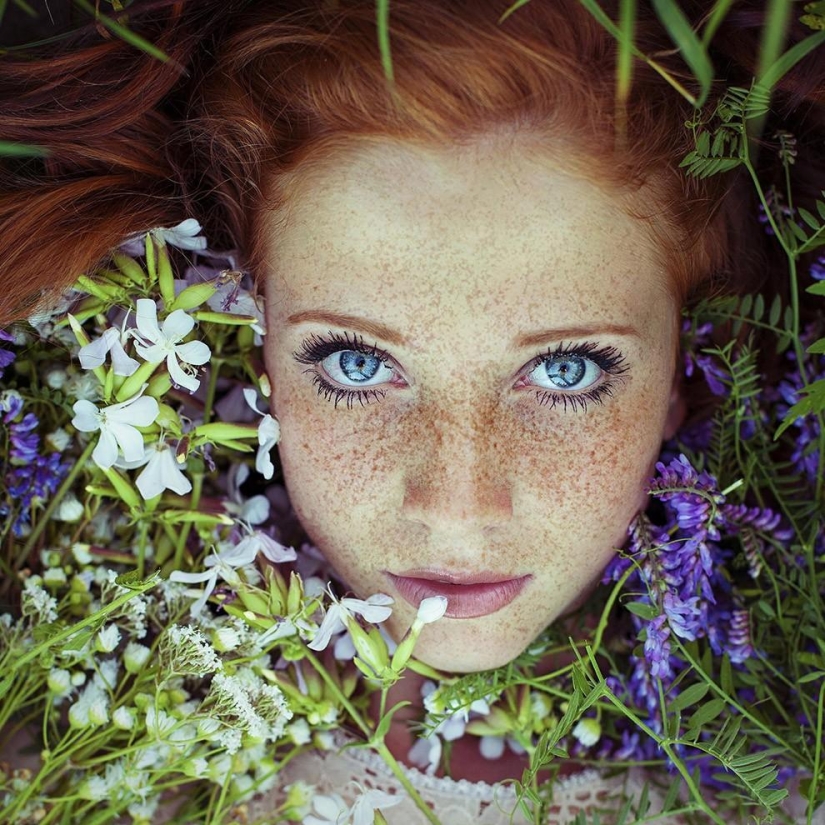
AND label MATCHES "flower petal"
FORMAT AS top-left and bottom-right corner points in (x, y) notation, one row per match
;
(166, 353), (200, 393)
(175, 339), (211, 366)
(161, 309), (195, 342)
(71, 400), (100, 432)
(78, 329), (117, 370)
(135, 299), (162, 343)
(91, 428), (119, 470)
